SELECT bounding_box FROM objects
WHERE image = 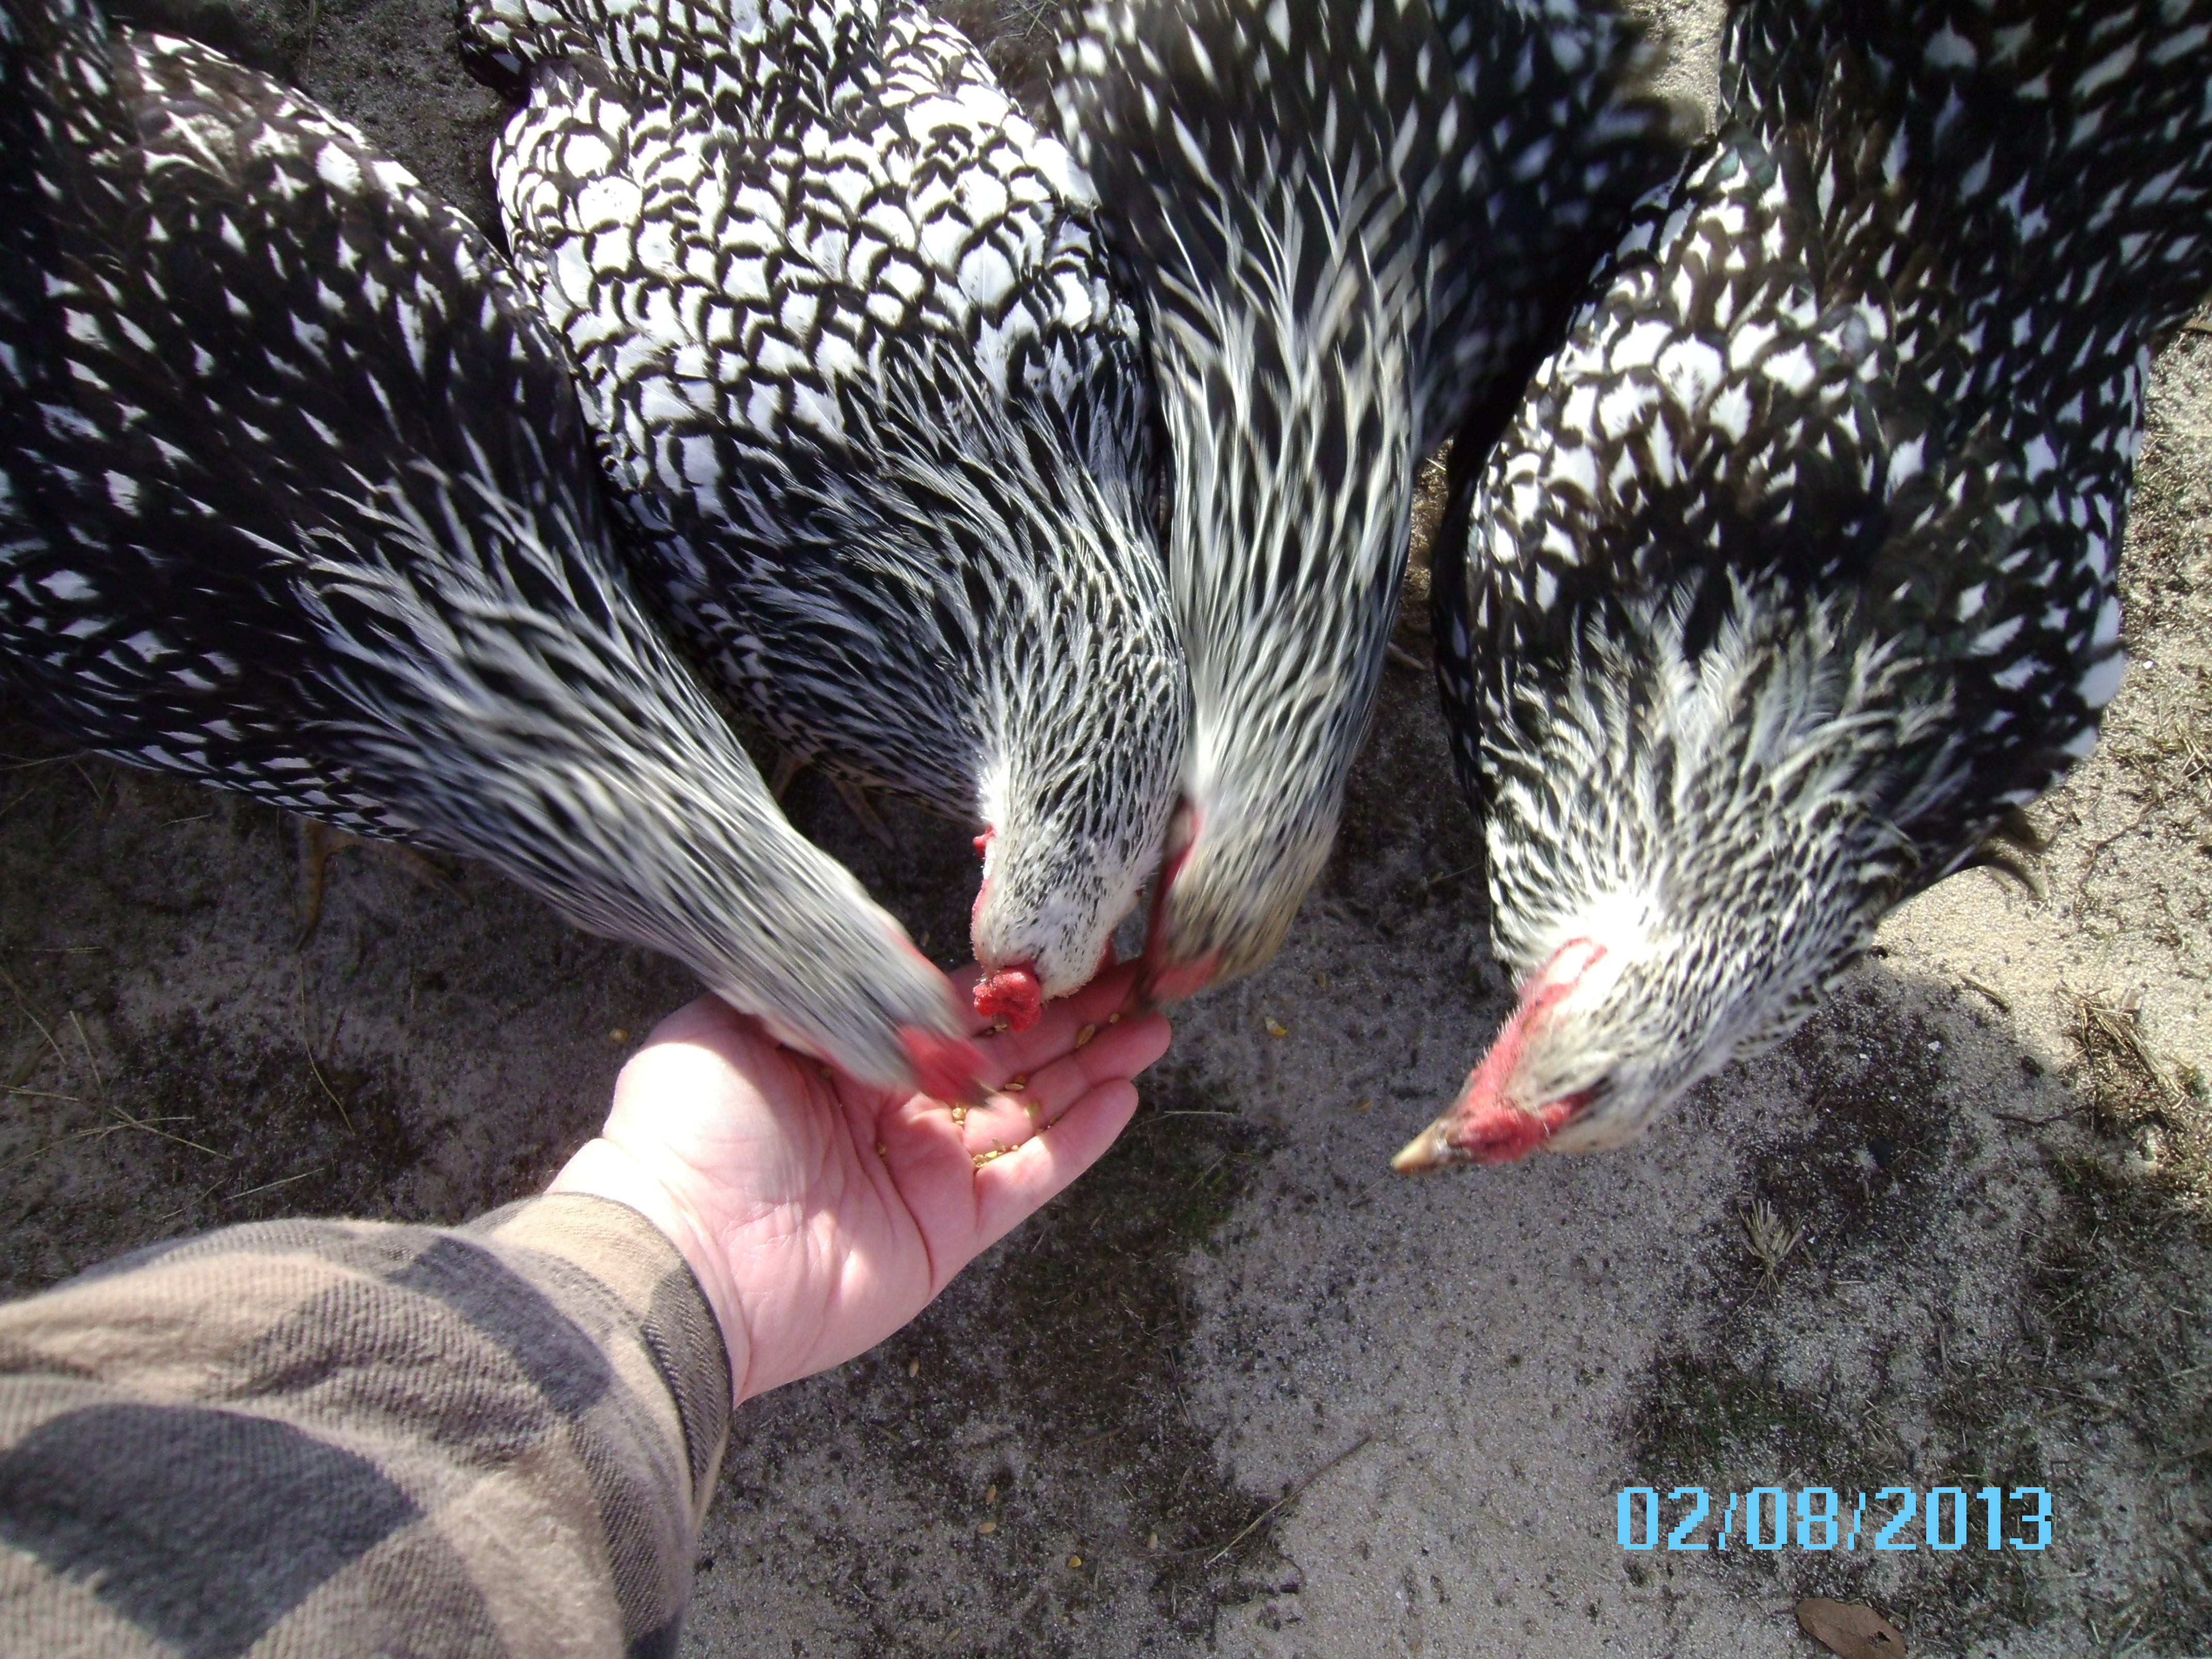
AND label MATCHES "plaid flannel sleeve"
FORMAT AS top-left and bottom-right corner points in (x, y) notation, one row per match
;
(0, 1193), (732, 1658)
